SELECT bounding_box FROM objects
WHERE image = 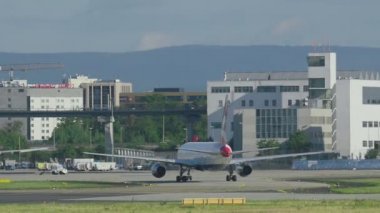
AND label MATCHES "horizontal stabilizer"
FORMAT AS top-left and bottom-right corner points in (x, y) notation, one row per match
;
(231, 151), (332, 164)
